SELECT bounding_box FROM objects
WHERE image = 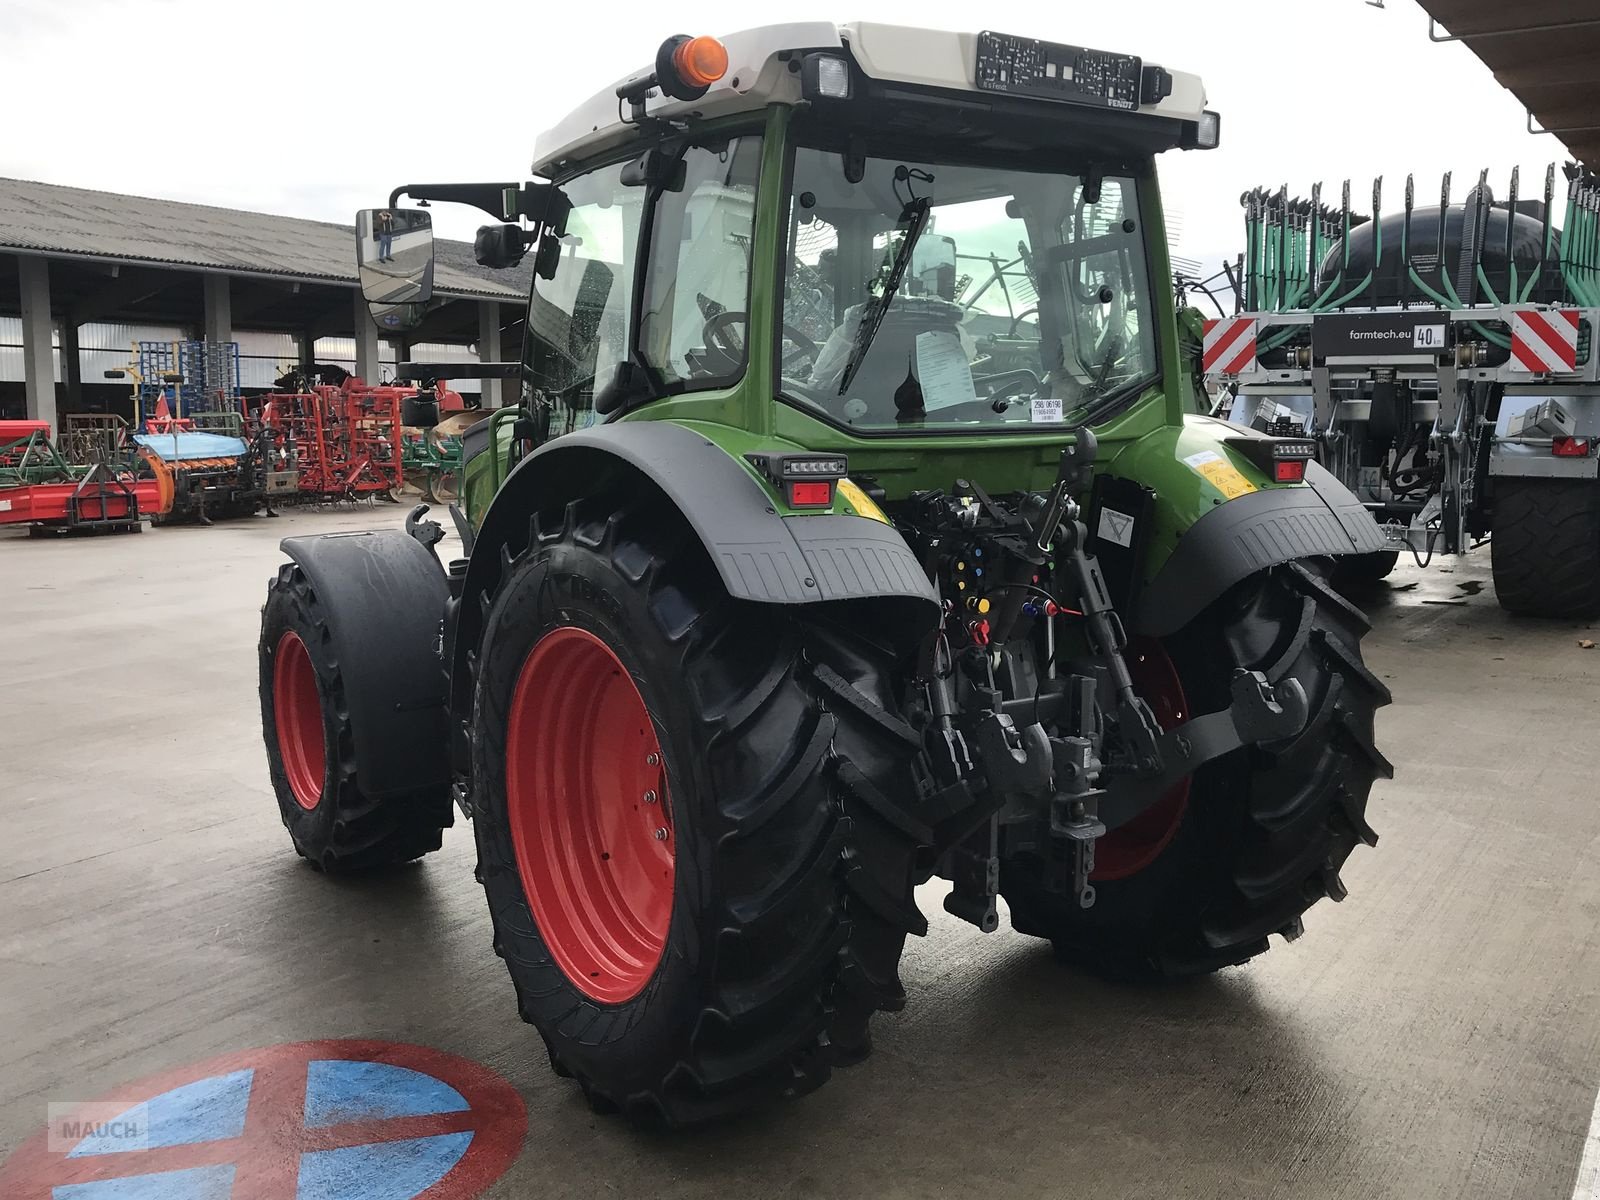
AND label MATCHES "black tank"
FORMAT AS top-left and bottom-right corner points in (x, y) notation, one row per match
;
(1319, 204), (1563, 307)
